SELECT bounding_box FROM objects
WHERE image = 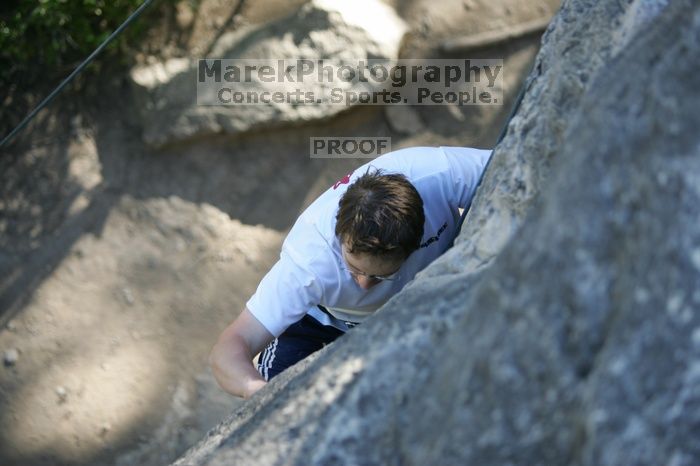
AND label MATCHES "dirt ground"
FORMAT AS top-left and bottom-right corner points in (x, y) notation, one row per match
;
(0, 95), (385, 465)
(0, 2), (546, 463)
